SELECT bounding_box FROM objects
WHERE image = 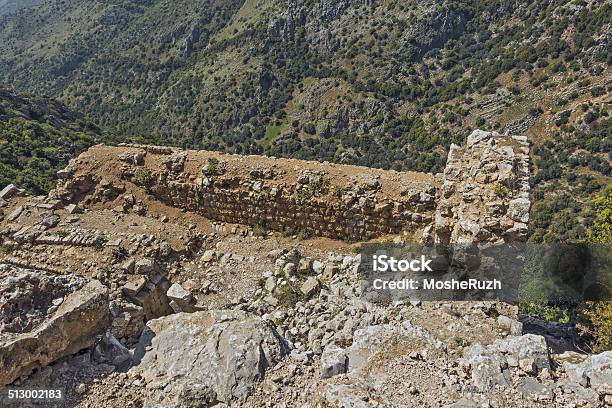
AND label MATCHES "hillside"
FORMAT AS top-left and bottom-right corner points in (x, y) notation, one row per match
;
(0, 0), (610, 240)
(0, 0), (43, 16)
(0, 88), (105, 194)
(0, 2), (611, 403)
(0, 137), (609, 407)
